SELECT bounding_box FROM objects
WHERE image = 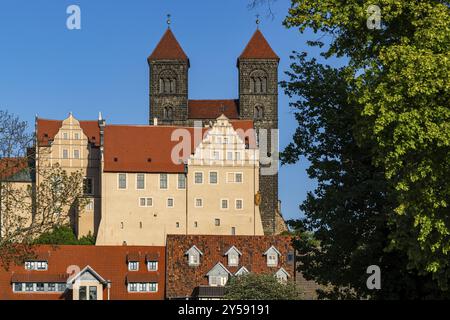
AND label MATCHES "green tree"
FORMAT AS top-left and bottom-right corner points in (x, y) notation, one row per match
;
(282, 0), (450, 293)
(33, 225), (95, 245)
(224, 273), (301, 300)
